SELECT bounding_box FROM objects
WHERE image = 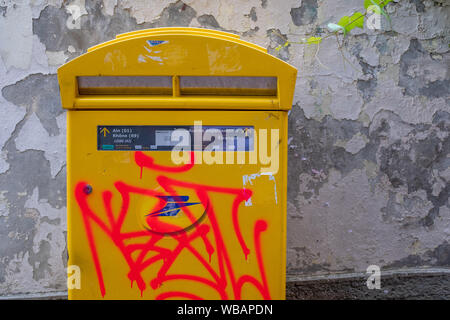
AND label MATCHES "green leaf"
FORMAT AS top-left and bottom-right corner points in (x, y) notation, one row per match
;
(338, 12), (364, 33)
(337, 17), (350, 35)
(337, 12), (364, 35)
(364, 0), (392, 9)
(350, 12), (365, 29)
(306, 36), (322, 45)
